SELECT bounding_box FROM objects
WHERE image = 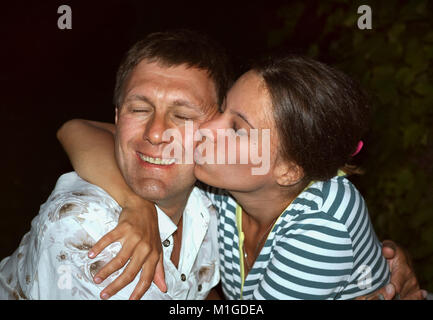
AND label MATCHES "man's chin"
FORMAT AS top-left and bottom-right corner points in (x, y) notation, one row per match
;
(129, 180), (169, 202)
